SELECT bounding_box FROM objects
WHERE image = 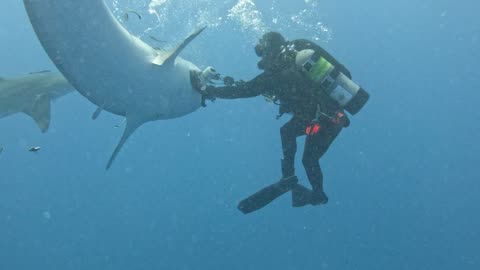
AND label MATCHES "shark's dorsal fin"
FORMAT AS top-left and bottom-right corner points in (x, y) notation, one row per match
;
(153, 26), (206, 66)
(106, 115), (145, 170)
(23, 94), (51, 133)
